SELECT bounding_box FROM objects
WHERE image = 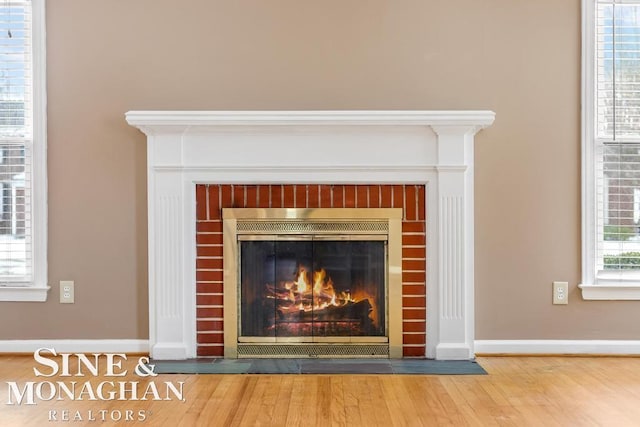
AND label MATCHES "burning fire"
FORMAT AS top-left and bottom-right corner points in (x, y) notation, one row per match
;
(264, 265), (380, 332)
(283, 267), (355, 312)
